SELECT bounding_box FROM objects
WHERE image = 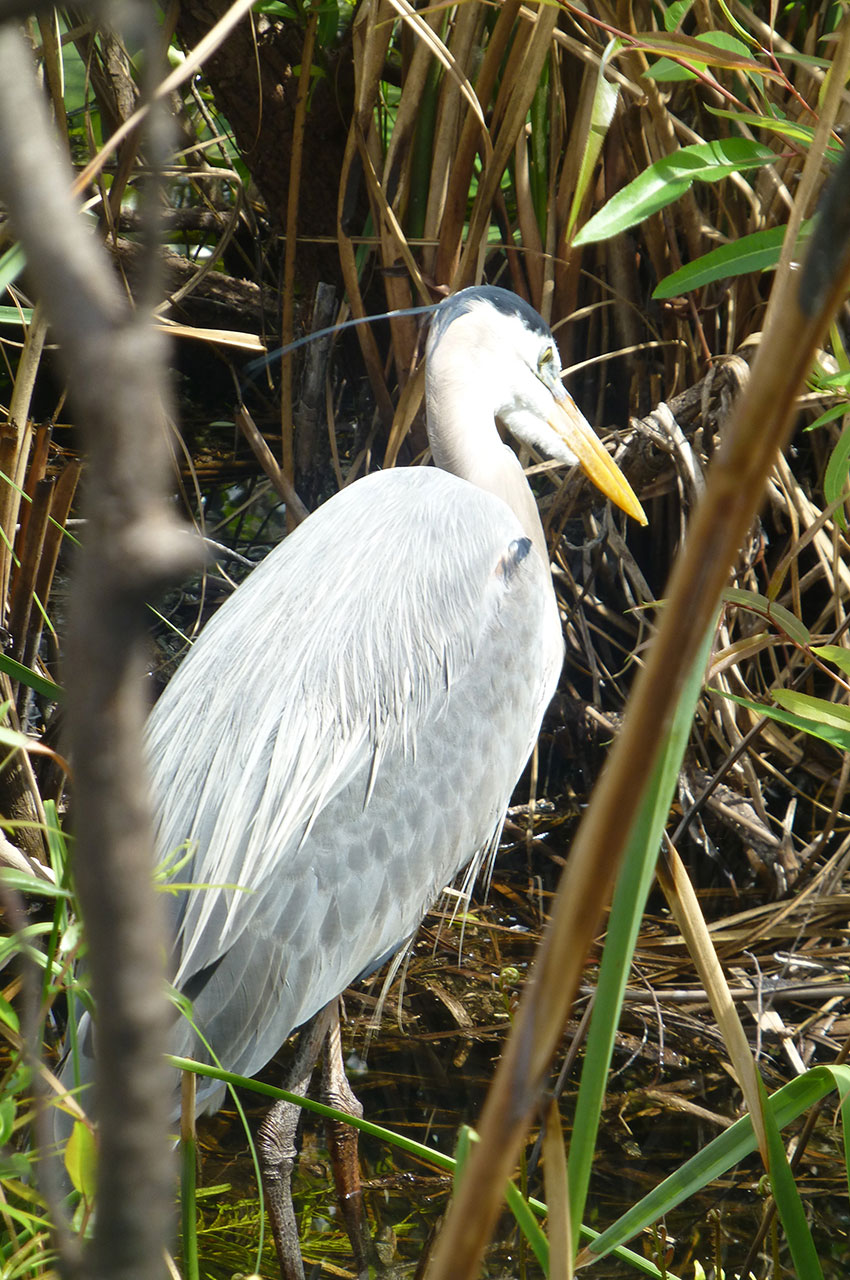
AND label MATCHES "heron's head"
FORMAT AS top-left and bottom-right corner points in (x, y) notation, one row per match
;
(426, 286), (647, 526)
